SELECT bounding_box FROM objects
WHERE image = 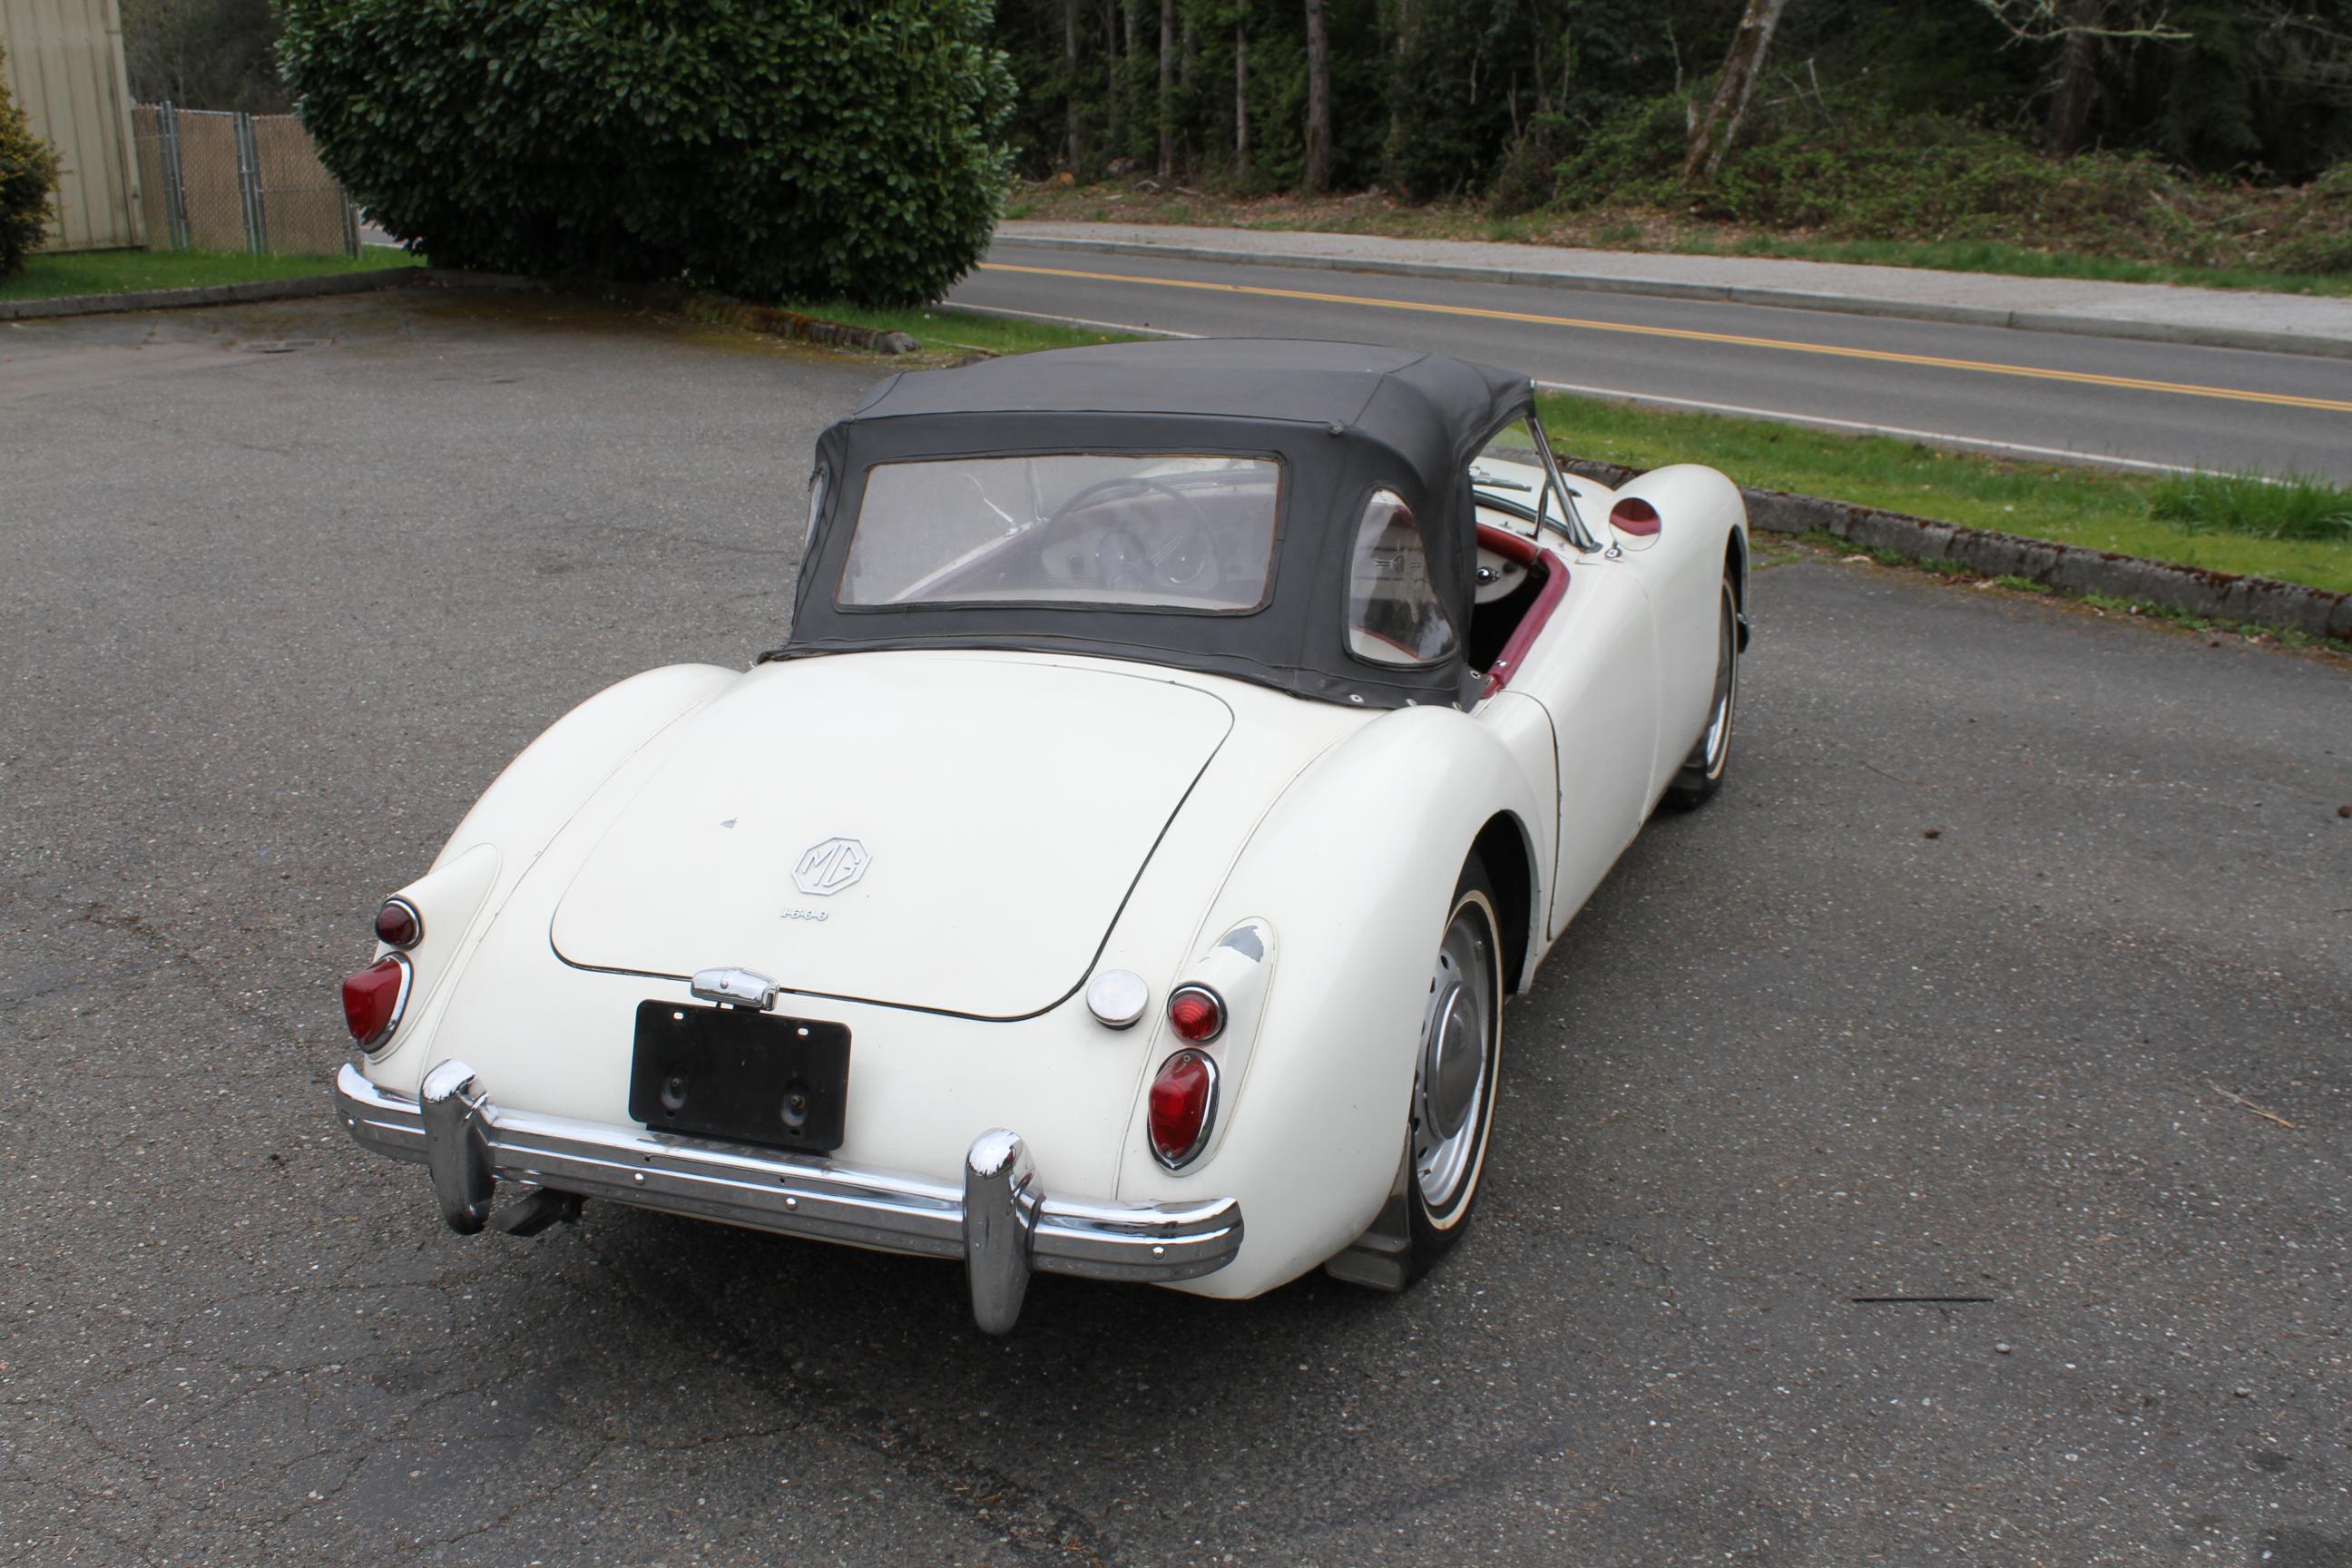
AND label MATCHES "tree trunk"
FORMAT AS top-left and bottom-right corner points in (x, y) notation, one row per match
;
(2043, 0), (2109, 155)
(1063, 0), (1084, 172)
(1158, 0), (1175, 177)
(1387, 0), (1412, 180)
(1303, 0), (1332, 193)
(1682, 0), (1790, 187)
(1181, 12), (1198, 170)
(1106, 0), (1124, 153)
(1235, 17), (1250, 178)
(1124, 0), (1141, 133)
